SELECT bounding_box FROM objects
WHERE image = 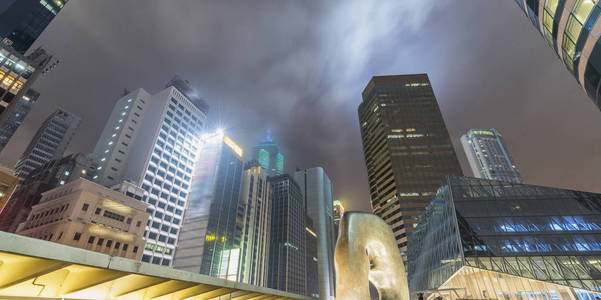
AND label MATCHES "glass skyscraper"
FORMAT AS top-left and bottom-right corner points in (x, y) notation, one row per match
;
(358, 74), (463, 258)
(15, 108), (80, 178)
(172, 133), (244, 279)
(252, 134), (284, 176)
(514, 0), (601, 110)
(268, 174), (306, 295)
(294, 167), (336, 300)
(408, 175), (601, 299)
(0, 0), (69, 54)
(460, 128), (523, 183)
(237, 161), (272, 287)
